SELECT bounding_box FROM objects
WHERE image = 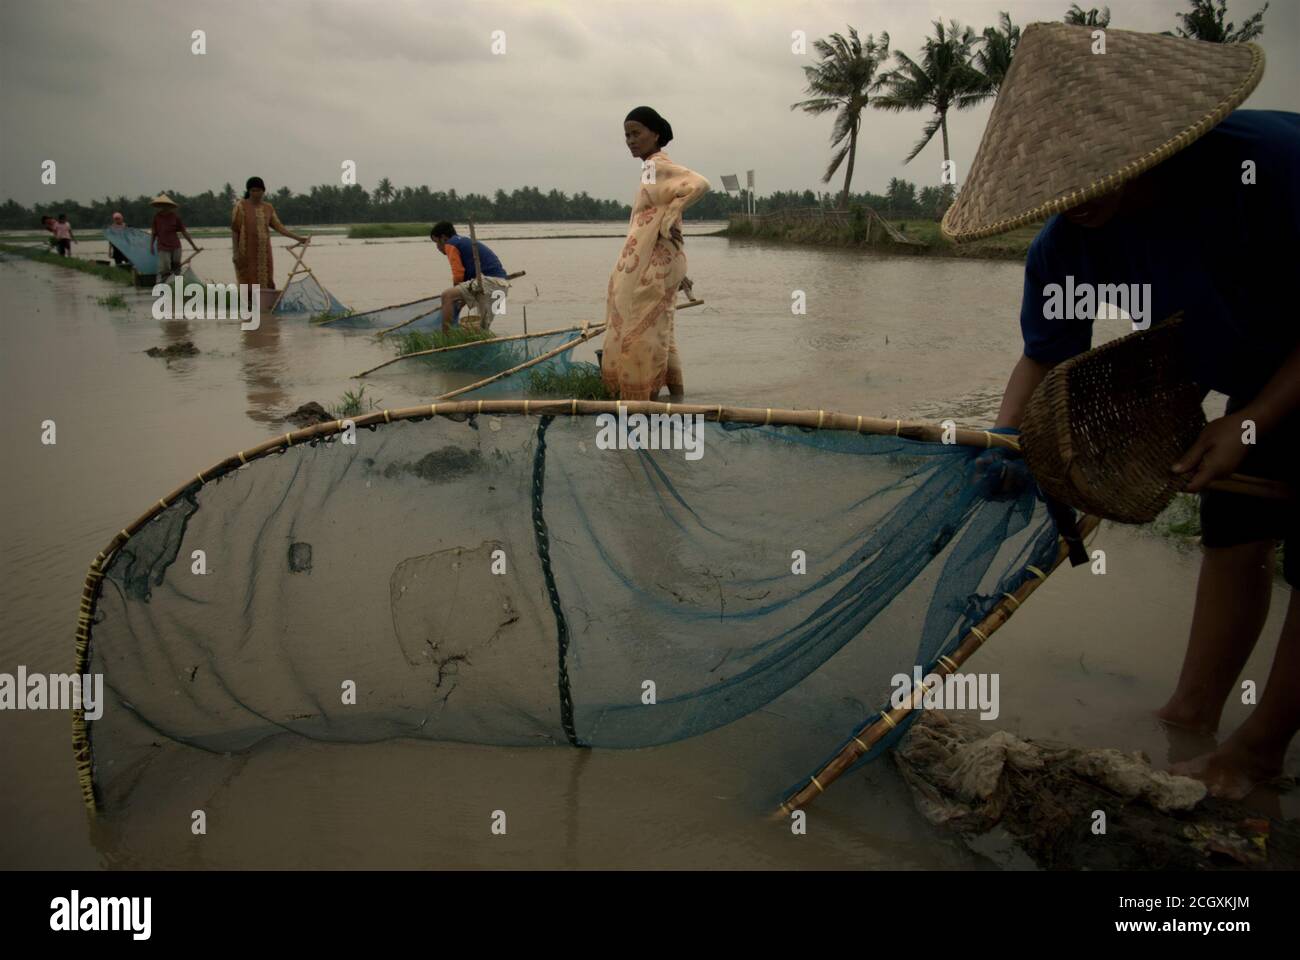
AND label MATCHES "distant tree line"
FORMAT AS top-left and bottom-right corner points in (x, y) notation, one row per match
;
(0, 175), (953, 229)
(0, 183), (636, 230)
